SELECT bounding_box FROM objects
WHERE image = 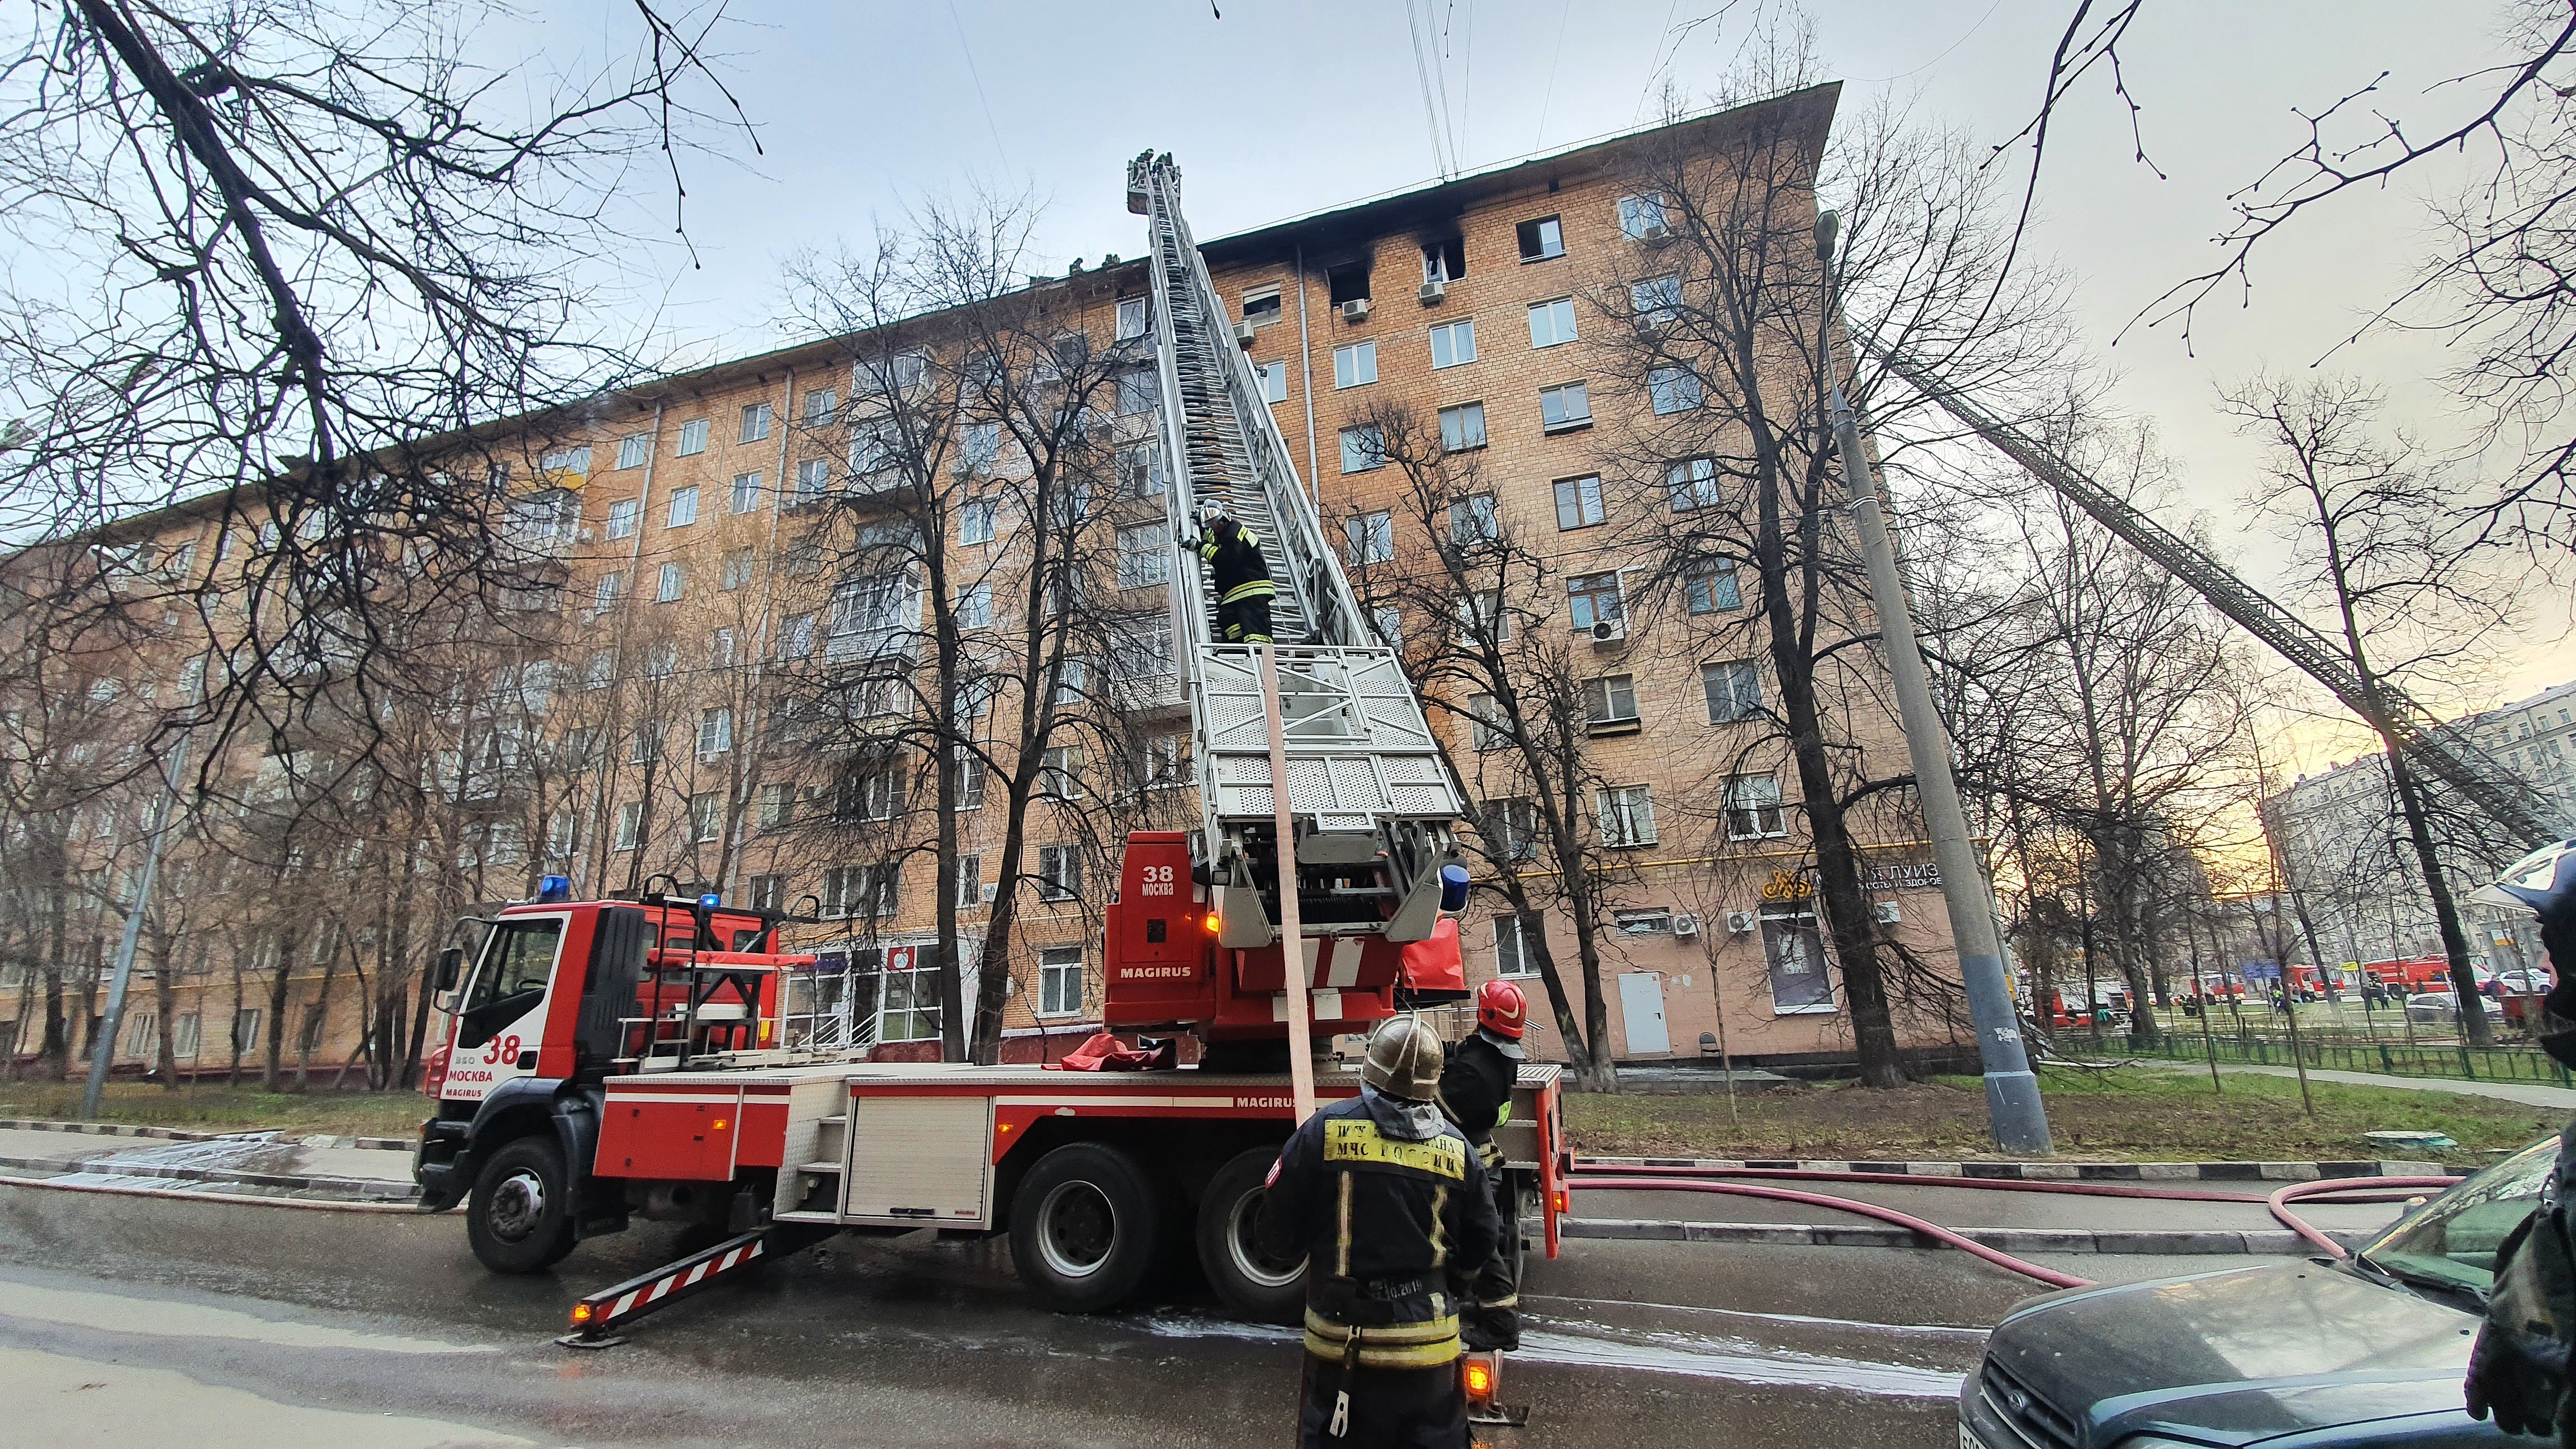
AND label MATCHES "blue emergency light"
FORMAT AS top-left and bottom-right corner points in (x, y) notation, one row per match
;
(1439, 864), (1471, 913)
(536, 874), (572, 903)
(698, 892), (722, 910)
